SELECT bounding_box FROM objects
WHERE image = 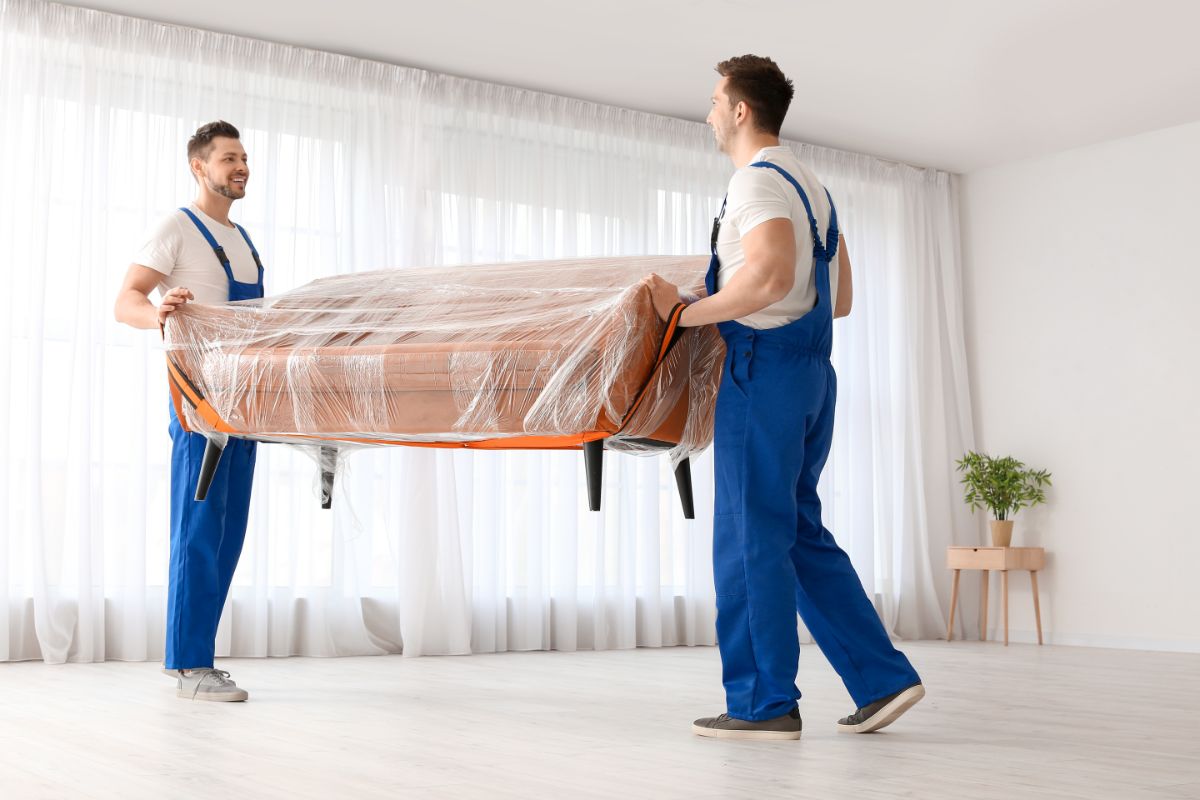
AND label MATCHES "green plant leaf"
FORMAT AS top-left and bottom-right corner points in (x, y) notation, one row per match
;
(956, 450), (1052, 521)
